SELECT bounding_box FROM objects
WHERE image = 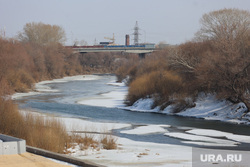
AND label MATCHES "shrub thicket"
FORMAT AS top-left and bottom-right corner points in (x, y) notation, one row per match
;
(127, 70), (182, 106)
(117, 8), (250, 111)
